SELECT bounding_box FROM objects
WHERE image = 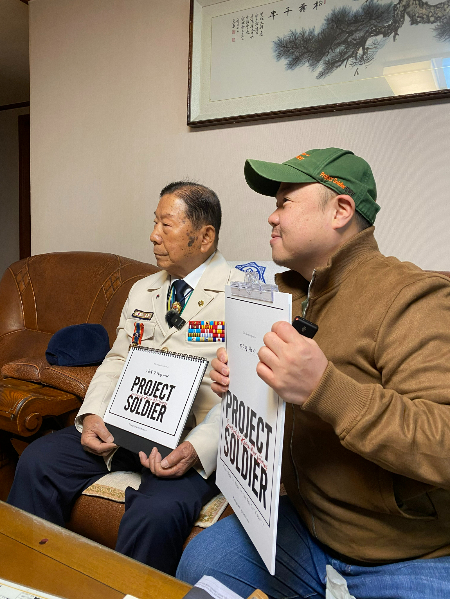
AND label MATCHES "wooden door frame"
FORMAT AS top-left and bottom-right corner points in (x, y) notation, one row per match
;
(18, 114), (31, 260)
